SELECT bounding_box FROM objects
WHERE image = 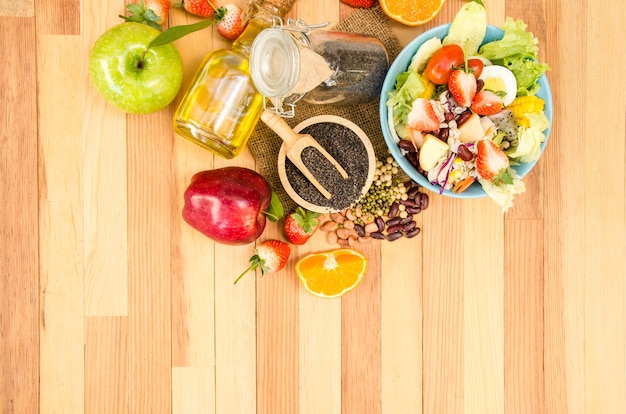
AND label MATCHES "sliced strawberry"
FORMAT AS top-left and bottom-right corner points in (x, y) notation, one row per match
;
(234, 240), (291, 284)
(407, 98), (440, 132)
(448, 69), (477, 107)
(476, 139), (510, 182)
(471, 90), (504, 116)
